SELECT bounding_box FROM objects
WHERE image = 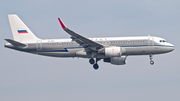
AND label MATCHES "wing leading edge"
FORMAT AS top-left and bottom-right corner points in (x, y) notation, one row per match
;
(58, 18), (104, 51)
